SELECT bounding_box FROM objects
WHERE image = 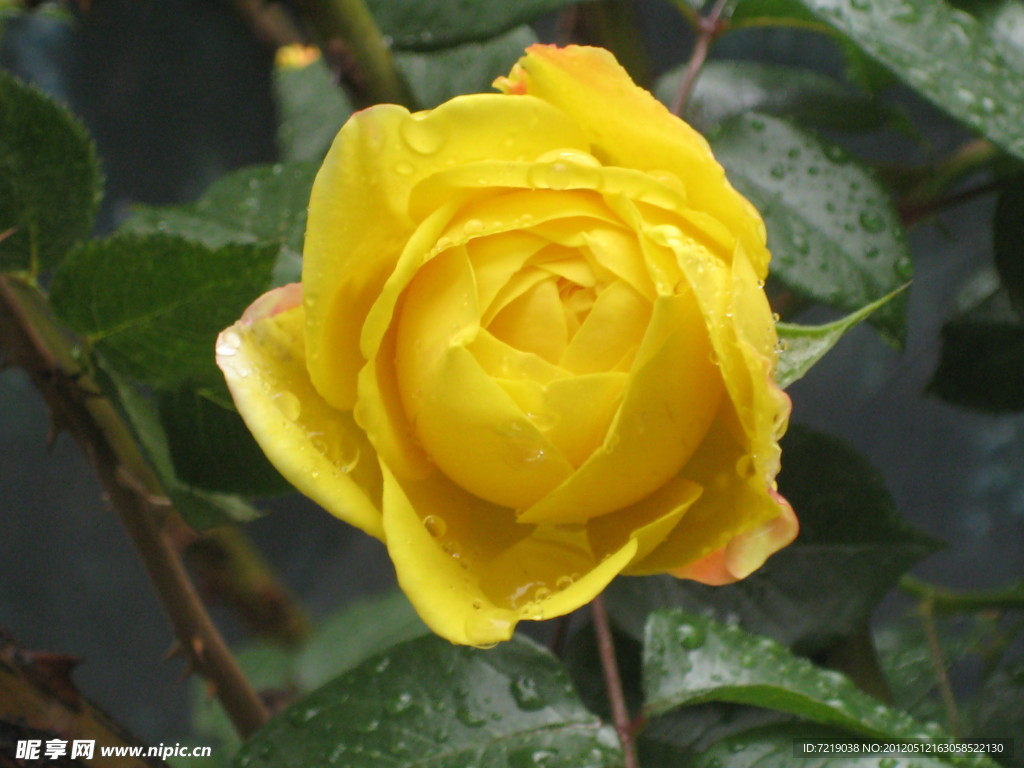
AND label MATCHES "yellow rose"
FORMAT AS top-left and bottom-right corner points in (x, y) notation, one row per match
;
(217, 45), (797, 646)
